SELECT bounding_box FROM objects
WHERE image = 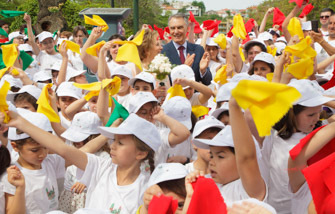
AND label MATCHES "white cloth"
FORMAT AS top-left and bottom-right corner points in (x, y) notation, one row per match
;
(77, 154), (149, 213)
(68, 50), (84, 71)
(190, 92), (207, 107)
(290, 182), (312, 214)
(218, 179), (252, 207)
(59, 112), (71, 129)
(261, 129), (307, 214)
(0, 174), (4, 214)
(155, 127), (172, 165)
(36, 51), (63, 71)
(2, 155), (65, 213)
